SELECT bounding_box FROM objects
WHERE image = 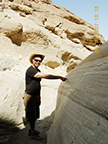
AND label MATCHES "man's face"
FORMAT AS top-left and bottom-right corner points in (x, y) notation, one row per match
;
(32, 56), (42, 68)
